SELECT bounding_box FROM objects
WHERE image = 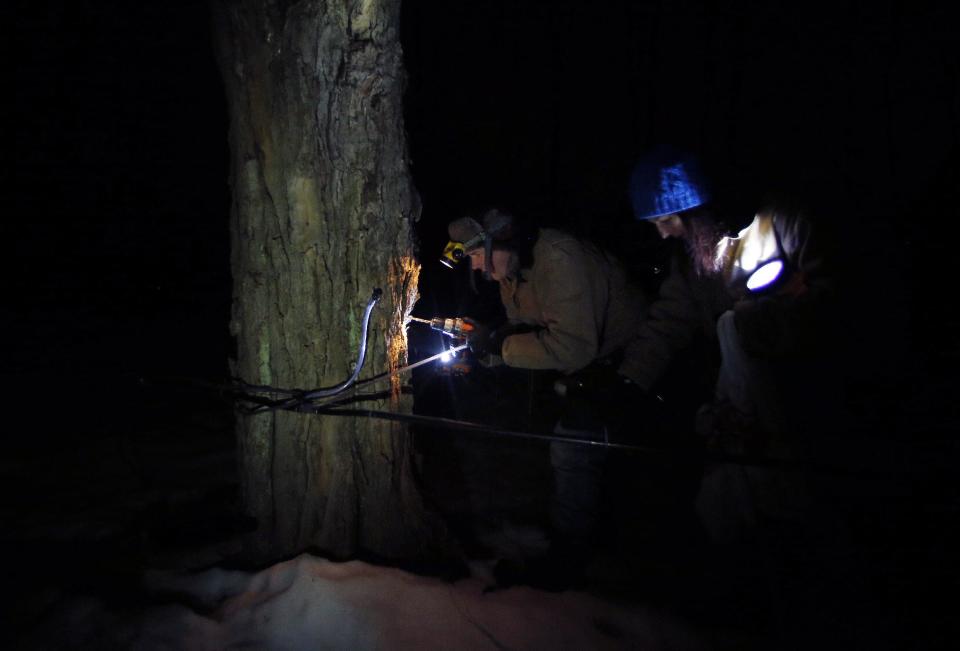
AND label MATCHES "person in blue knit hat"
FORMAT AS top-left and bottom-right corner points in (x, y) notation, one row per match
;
(621, 145), (835, 543)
